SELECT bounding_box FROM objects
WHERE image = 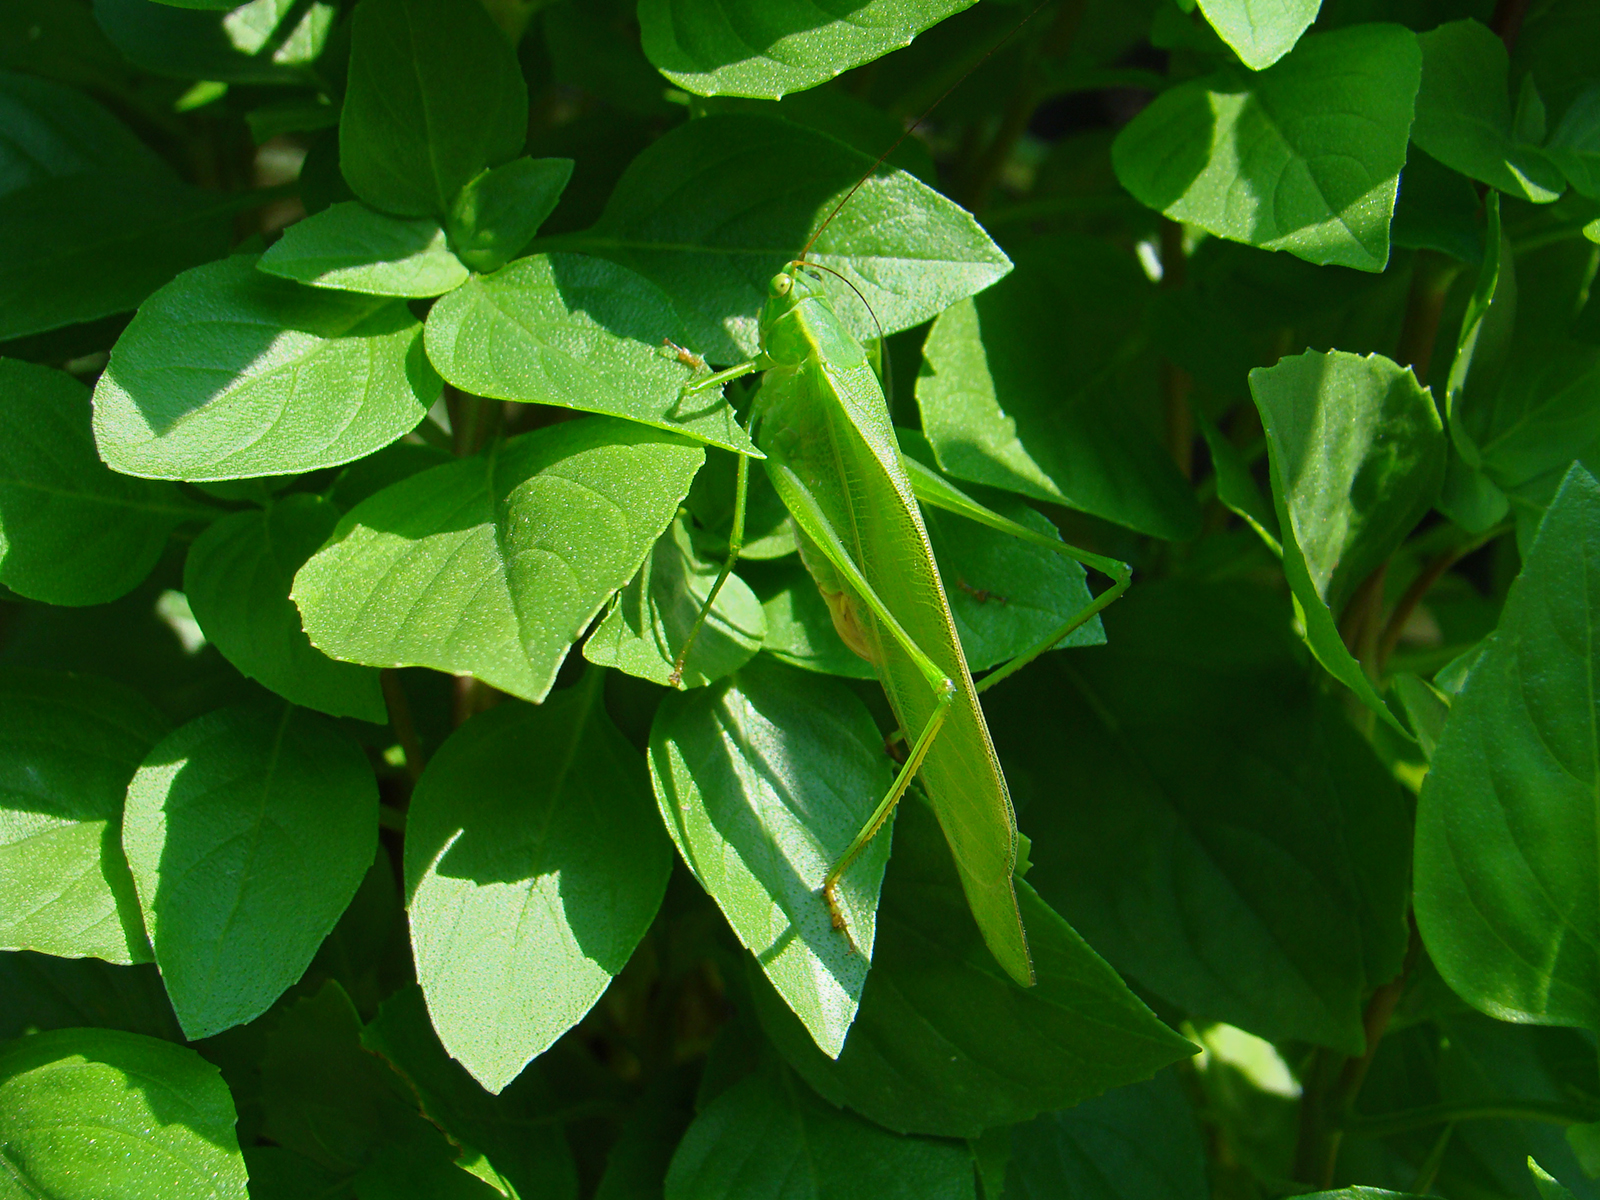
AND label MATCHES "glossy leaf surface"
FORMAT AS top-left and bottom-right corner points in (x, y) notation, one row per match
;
(1113, 24), (1420, 271)
(638, 0), (974, 99)
(917, 235), (1198, 539)
(1196, 0), (1320, 69)
(754, 796), (1194, 1137)
(424, 252), (755, 452)
(93, 255), (437, 481)
(585, 514), (766, 689)
(0, 359), (189, 605)
(183, 494), (387, 722)
(0, 1027), (247, 1200)
(1251, 350), (1443, 730)
(650, 661), (893, 1058)
(257, 202), (470, 298)
(0, 667), (165, 963)
(558, 115), (1010, 361)
(1416, 466), (1600, 1029)
(406, 680), (671, 1092)
(122, 701), (378, 1038)
(1412, 20), (1566, 203)
(294, 417), (703, 703)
